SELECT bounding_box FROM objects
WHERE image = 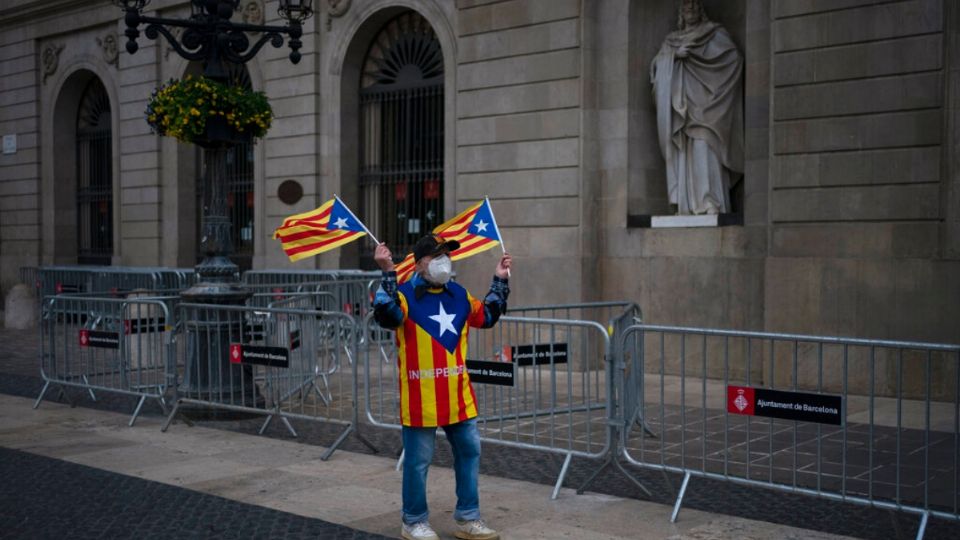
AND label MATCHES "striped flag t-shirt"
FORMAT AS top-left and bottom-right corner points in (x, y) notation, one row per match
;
(393, 278), (485, 427)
